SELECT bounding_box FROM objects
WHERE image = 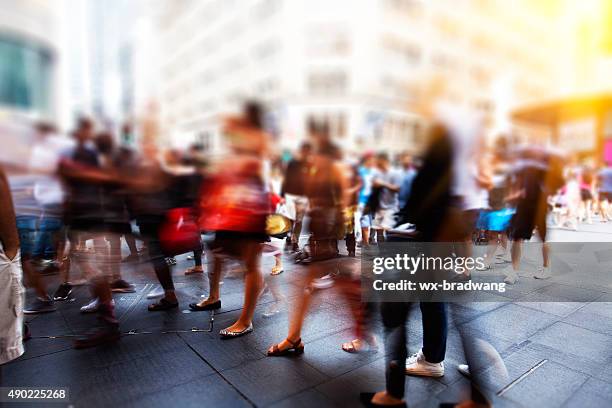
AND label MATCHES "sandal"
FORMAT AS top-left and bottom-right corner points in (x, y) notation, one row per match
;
(148, 298), (178, 311)
(219, 323), (253, 339)
(185, 266), (204, 275)
(267, 338), (304, 356)
(270, 265), (284, 275)
(342, 339), (378, 353)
